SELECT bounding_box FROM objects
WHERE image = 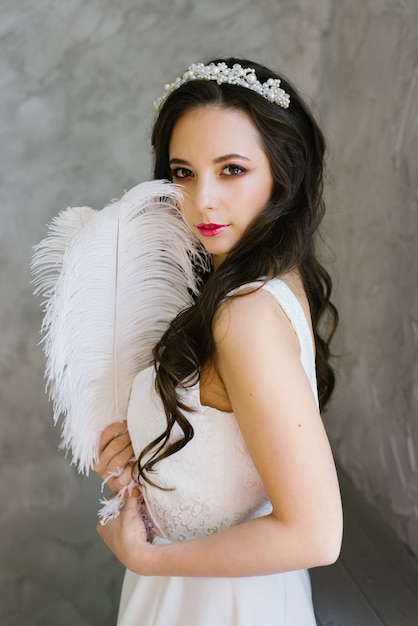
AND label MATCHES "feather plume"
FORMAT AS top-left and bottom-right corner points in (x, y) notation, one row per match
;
(31, 205), (96, 301)
(32, 180), (210, 476)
